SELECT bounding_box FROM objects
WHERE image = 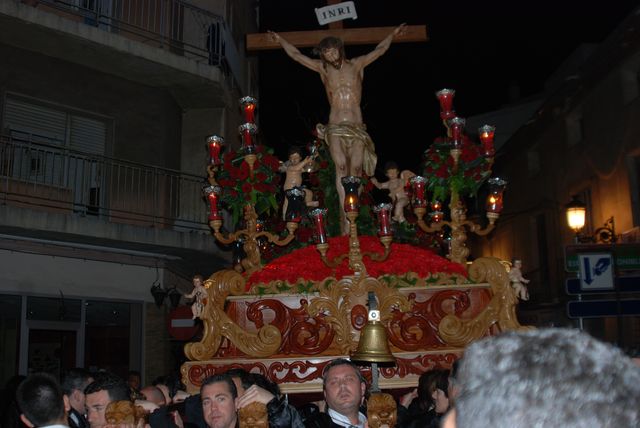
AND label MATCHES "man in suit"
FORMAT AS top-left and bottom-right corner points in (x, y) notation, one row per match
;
(61, 368), (94, 428)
